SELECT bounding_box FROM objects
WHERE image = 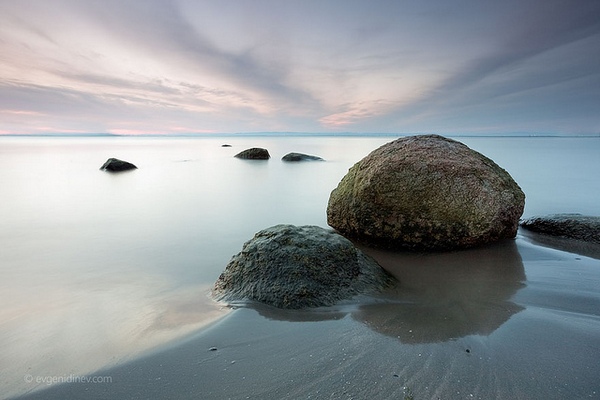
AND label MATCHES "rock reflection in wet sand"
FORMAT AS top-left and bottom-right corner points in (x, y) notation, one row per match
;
(355, 239), (526, 343)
